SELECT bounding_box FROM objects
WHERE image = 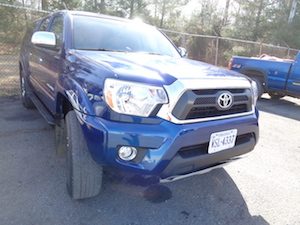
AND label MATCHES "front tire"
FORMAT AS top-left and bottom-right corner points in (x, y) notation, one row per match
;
(251, 77), (264, 98)
(20, 69), (34, 109)
(268, 92), (285, 100)
(65, 111), (103, 200)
